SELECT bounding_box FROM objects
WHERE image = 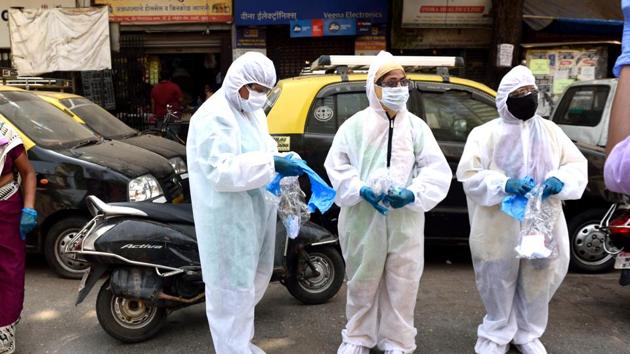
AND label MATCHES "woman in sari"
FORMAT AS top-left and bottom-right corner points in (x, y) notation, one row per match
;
(0, 121), (37, 354)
